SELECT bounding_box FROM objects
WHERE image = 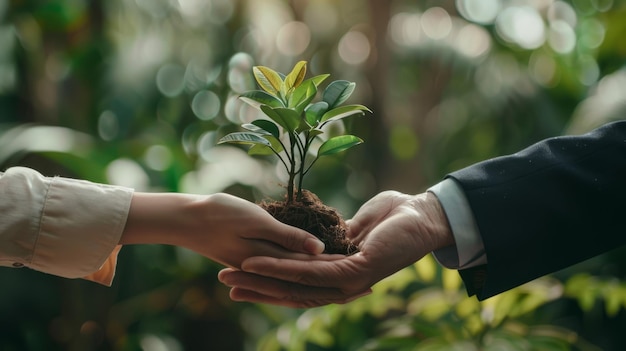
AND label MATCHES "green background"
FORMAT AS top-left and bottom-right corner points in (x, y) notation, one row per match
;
(1, 0), (626, 350)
